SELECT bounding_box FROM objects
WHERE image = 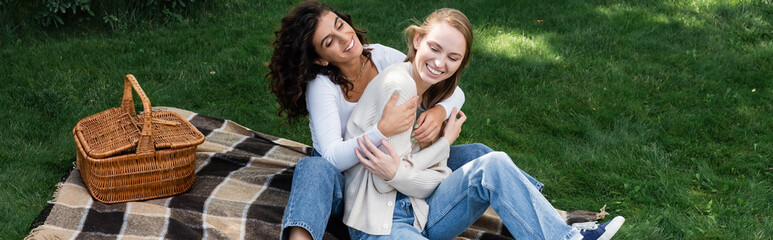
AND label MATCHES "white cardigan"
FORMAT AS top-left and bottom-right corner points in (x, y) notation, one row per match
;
(343, 62), (452, 235)
(305, 44), (465, 172)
